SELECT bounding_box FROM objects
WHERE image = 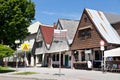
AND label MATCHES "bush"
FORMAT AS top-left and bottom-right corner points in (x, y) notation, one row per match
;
(0, 44), (14, 59)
